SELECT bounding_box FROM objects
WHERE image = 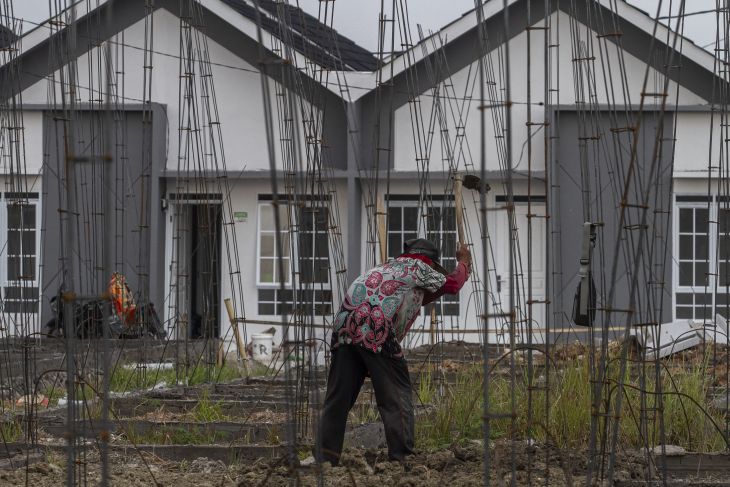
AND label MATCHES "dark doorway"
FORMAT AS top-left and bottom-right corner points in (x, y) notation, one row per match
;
(187, 204), (221, 339)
